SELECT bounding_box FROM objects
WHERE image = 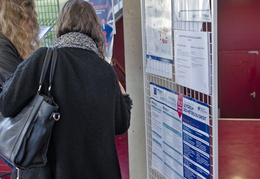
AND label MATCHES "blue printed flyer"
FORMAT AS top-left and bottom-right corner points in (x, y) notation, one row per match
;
(88, 0), (115, 62)
(150, 82), (210, 179)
